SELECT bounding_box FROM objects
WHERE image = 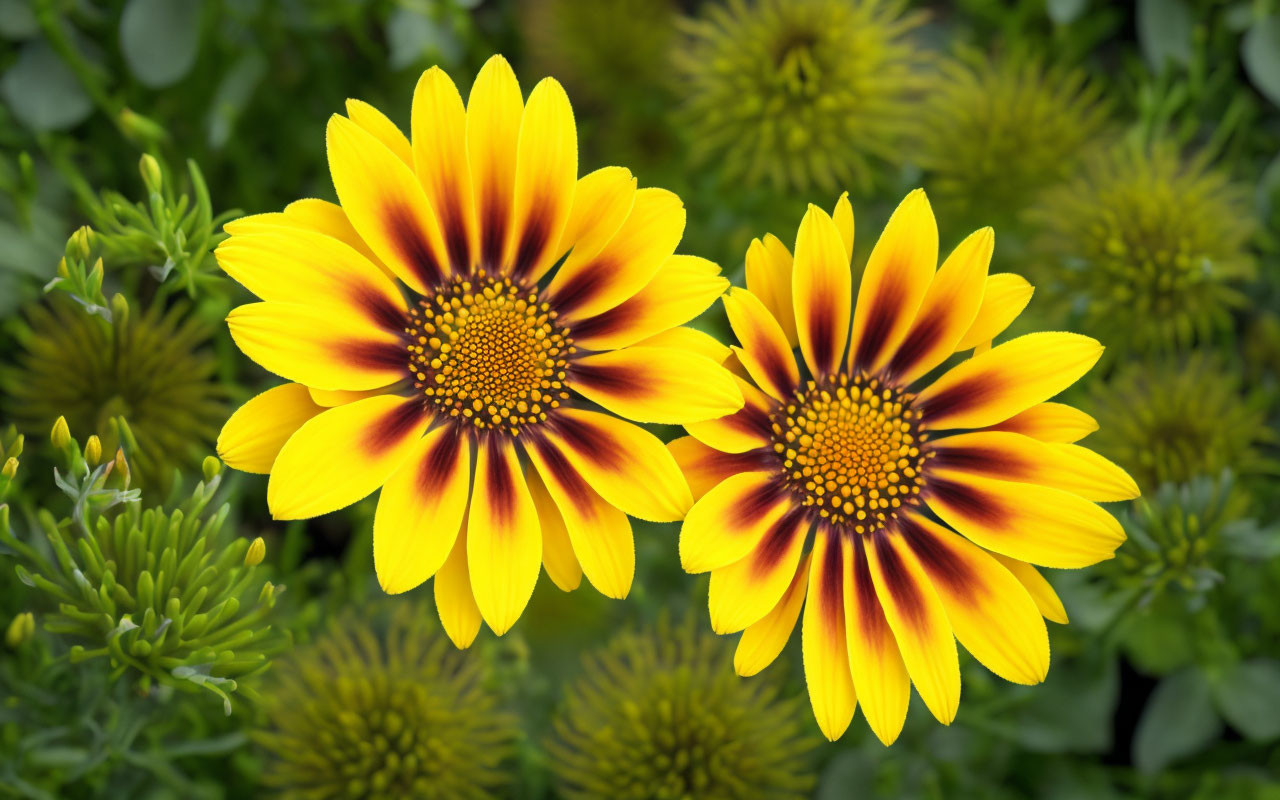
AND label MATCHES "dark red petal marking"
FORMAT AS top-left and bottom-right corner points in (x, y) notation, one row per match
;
(916, 374), (1002, 427)
(817, 528), (846, 636)
(886, 306), (944, 383)
(386, 201), (444, 288)
(338, 340), (410, 373)
(924, 474), (1010, 529)
(527, 434), (593, 507)
(366, 399), (429, 456)
(726, 478), (790, 529)
(808, 304), (839, 376)
(897, 516), (983, 601)
(352, 283), (408, 333)
(930, 442), (1035, 481)
(705, 447), (778, 476)
(550, 257), (613, 319)
(509, 198), (553, 282)
(483, 435), (518, 527)
(853, 275), (906, 371)
(418, 425), (463, 493)
(851, 536), (893, 643)
(438, 187), (471, 274)
(571, 297), (643, 341)
(569, 359), (646, 397)
(749, 506), (808, 579)
(478, 184), (508, 273)
(871, 531), (927, 632)
(721, 400), (774, 443)
(746, 333), (798, 398)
